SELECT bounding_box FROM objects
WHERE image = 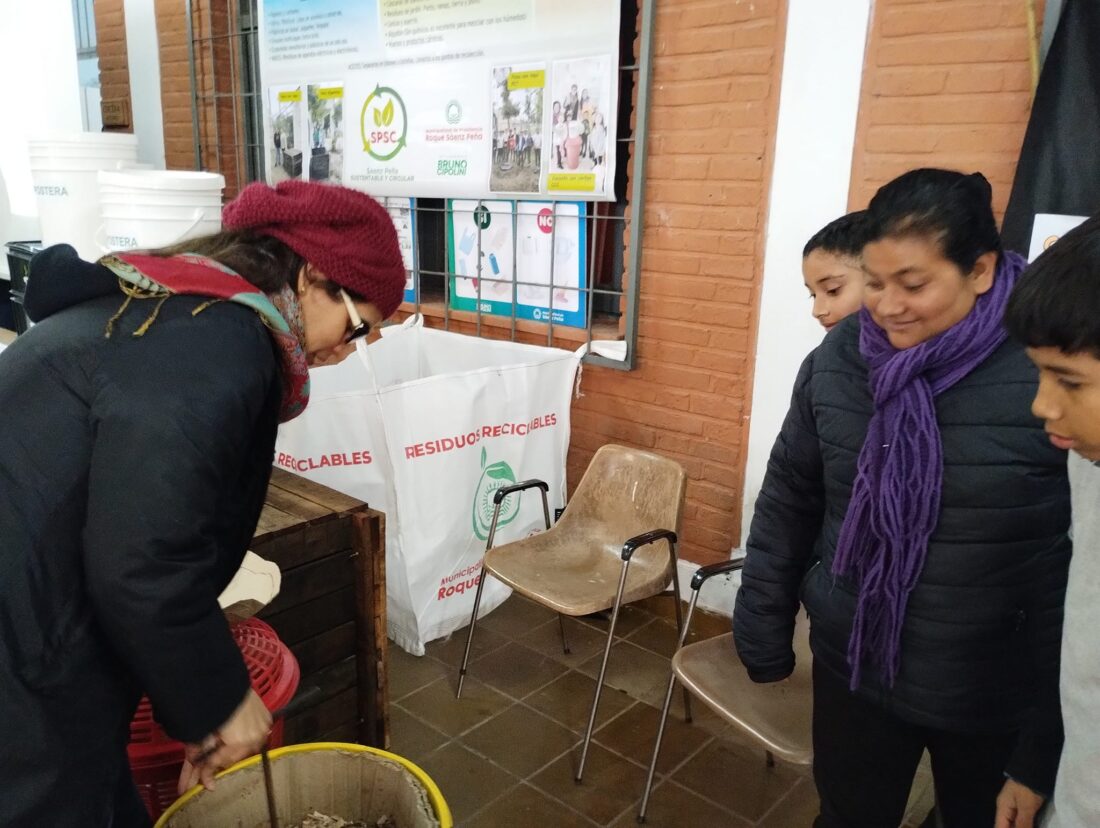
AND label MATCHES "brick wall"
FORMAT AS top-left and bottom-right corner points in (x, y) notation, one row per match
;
(566, 0), (788, 566)
(156, 0), (196, 170)
(94, 0), (131, 132)
(156, 0), (247, 194)
(849, 0), (1043, 216)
